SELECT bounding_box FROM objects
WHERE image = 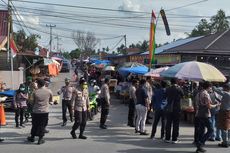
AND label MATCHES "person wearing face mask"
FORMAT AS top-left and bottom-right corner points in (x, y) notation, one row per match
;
(14, 84), (28, 128)
(70, 77), (90, 139)
(58, 78), (75, 126)
(99, 78), (110, 129)
(89, 80), (100, 96)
